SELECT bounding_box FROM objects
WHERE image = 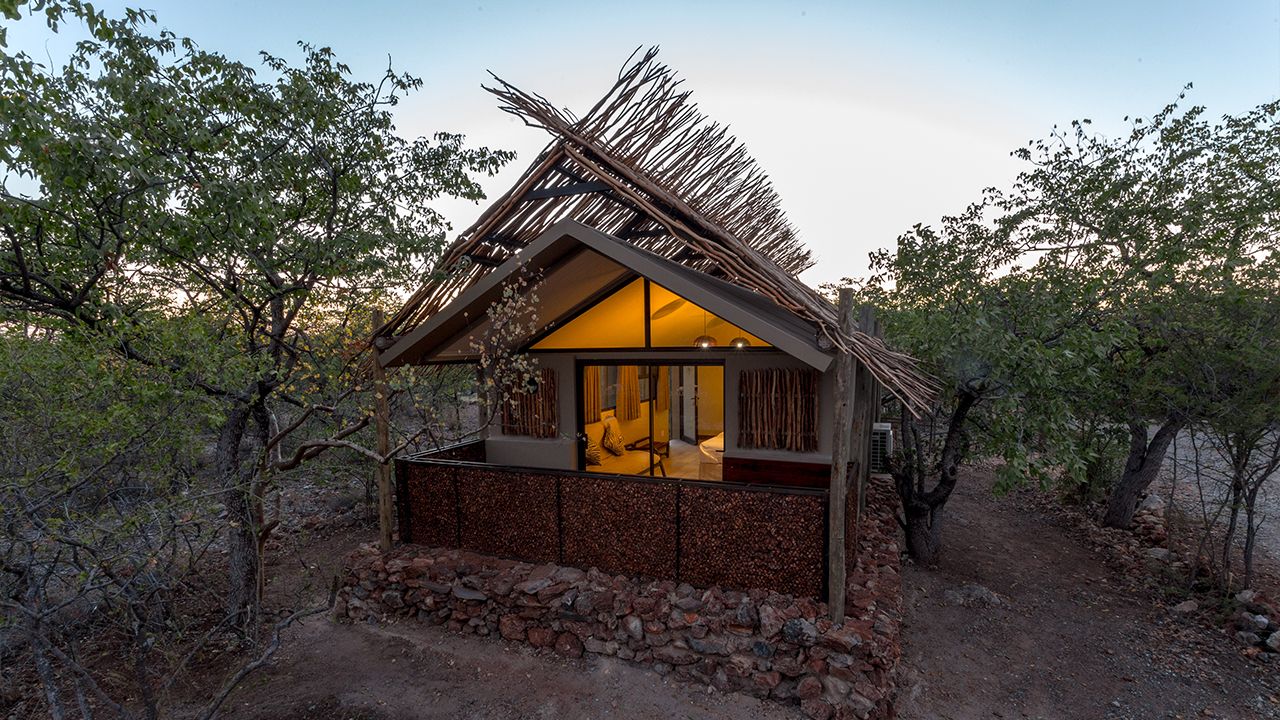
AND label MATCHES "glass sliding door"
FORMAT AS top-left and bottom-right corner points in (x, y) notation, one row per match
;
(580, 363), (722, 481)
